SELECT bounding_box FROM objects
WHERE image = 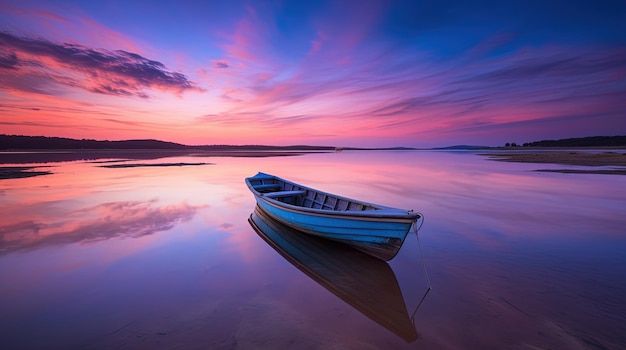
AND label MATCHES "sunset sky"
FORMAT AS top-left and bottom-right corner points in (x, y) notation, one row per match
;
(1, 0), (625, 147)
